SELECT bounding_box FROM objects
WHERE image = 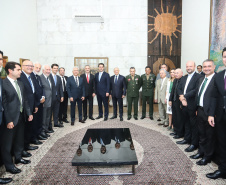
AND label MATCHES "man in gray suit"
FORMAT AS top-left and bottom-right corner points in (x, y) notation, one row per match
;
(40, 65), (53, 135)
(154, 69), (169, 127)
